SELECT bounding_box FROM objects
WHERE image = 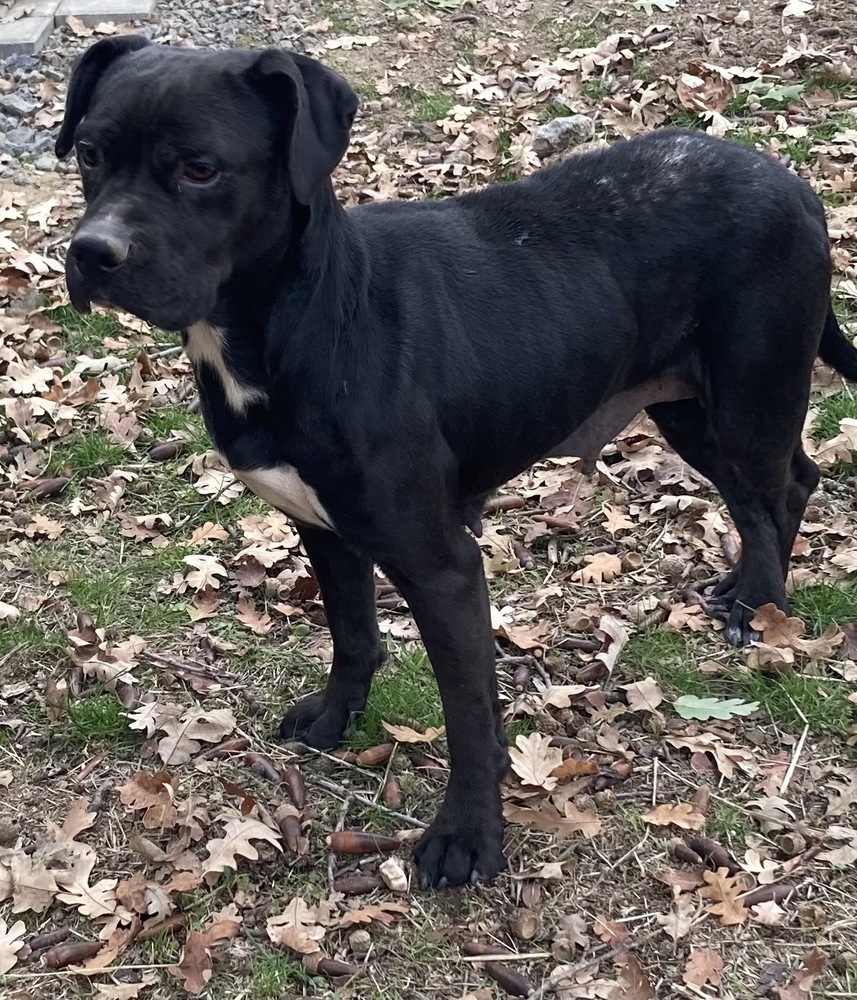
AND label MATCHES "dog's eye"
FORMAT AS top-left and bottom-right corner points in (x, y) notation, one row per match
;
(182, 162), (219, 185)
(77, 144), (99, 170)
